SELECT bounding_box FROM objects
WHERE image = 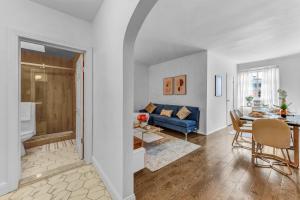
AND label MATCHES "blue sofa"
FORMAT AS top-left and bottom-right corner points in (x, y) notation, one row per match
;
(140, 103), (200, 139)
